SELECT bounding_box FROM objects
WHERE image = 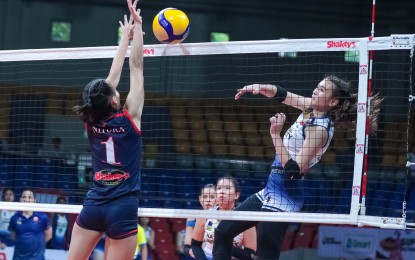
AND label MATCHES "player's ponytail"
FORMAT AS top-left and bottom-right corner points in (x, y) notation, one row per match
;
(326, 74), (381, 135)
(73, 79), (115, 122)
